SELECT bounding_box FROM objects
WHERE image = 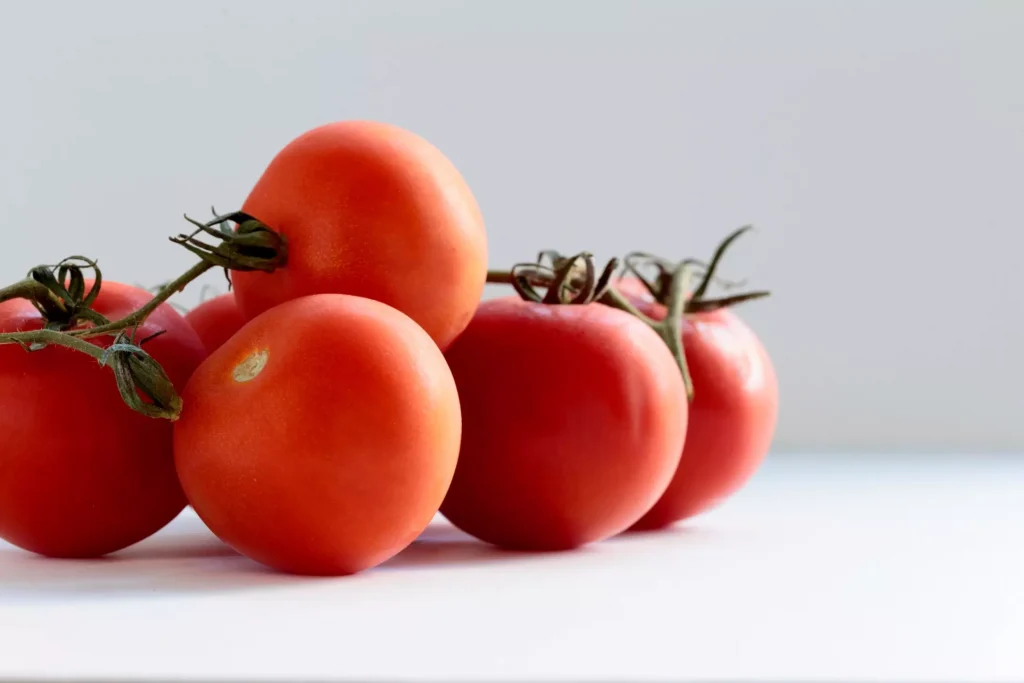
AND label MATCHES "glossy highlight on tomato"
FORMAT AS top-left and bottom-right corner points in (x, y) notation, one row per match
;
(0, 282), (207, 558)
(440, 296), (688, 551)
(231, 120), (488, 350)
(173, 294), (463, 575)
